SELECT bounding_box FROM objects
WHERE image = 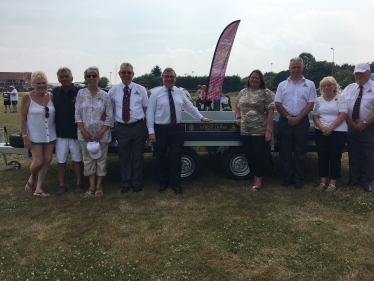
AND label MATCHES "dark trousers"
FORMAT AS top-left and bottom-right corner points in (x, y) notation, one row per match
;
(315, 129), (347, 180)
(241, 135), (269, 178)
(278, 116), (309, 183)
(347, 123), (374, 185)
(154, 124), (184, 188)
(115, 121), (146, 189)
